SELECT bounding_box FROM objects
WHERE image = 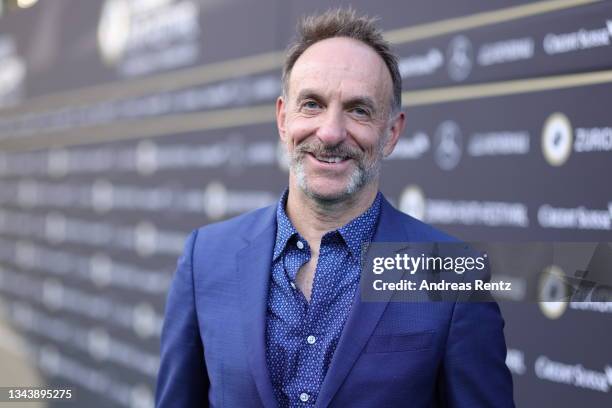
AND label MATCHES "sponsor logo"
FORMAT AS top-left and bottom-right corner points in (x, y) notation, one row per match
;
(398, 185), (426, 221)
(446, 35), (473, 82)
(535, 356), (611, 393)
(468, 131), (530, 157)
(544, 24), (611, 55)
(398, 48), (443, 78)
(433, 120), (462, 170)
(570, 301), (612, 314)
(97, 0), (201, 77)
(477, 37), (534, 66)
(541, 112), (573, 166)
(388, 131), (430, 160)
(538, 204), (611, 230)
(0, 35), (26, 108)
